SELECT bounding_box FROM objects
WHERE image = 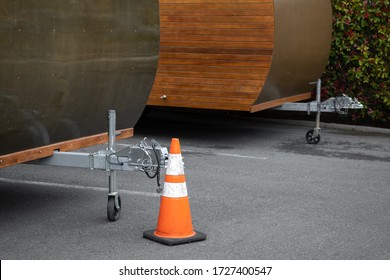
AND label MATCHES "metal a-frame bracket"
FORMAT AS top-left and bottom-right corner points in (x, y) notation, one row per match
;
(33, 110), (168, 221)
(273, 79), (364, 144)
